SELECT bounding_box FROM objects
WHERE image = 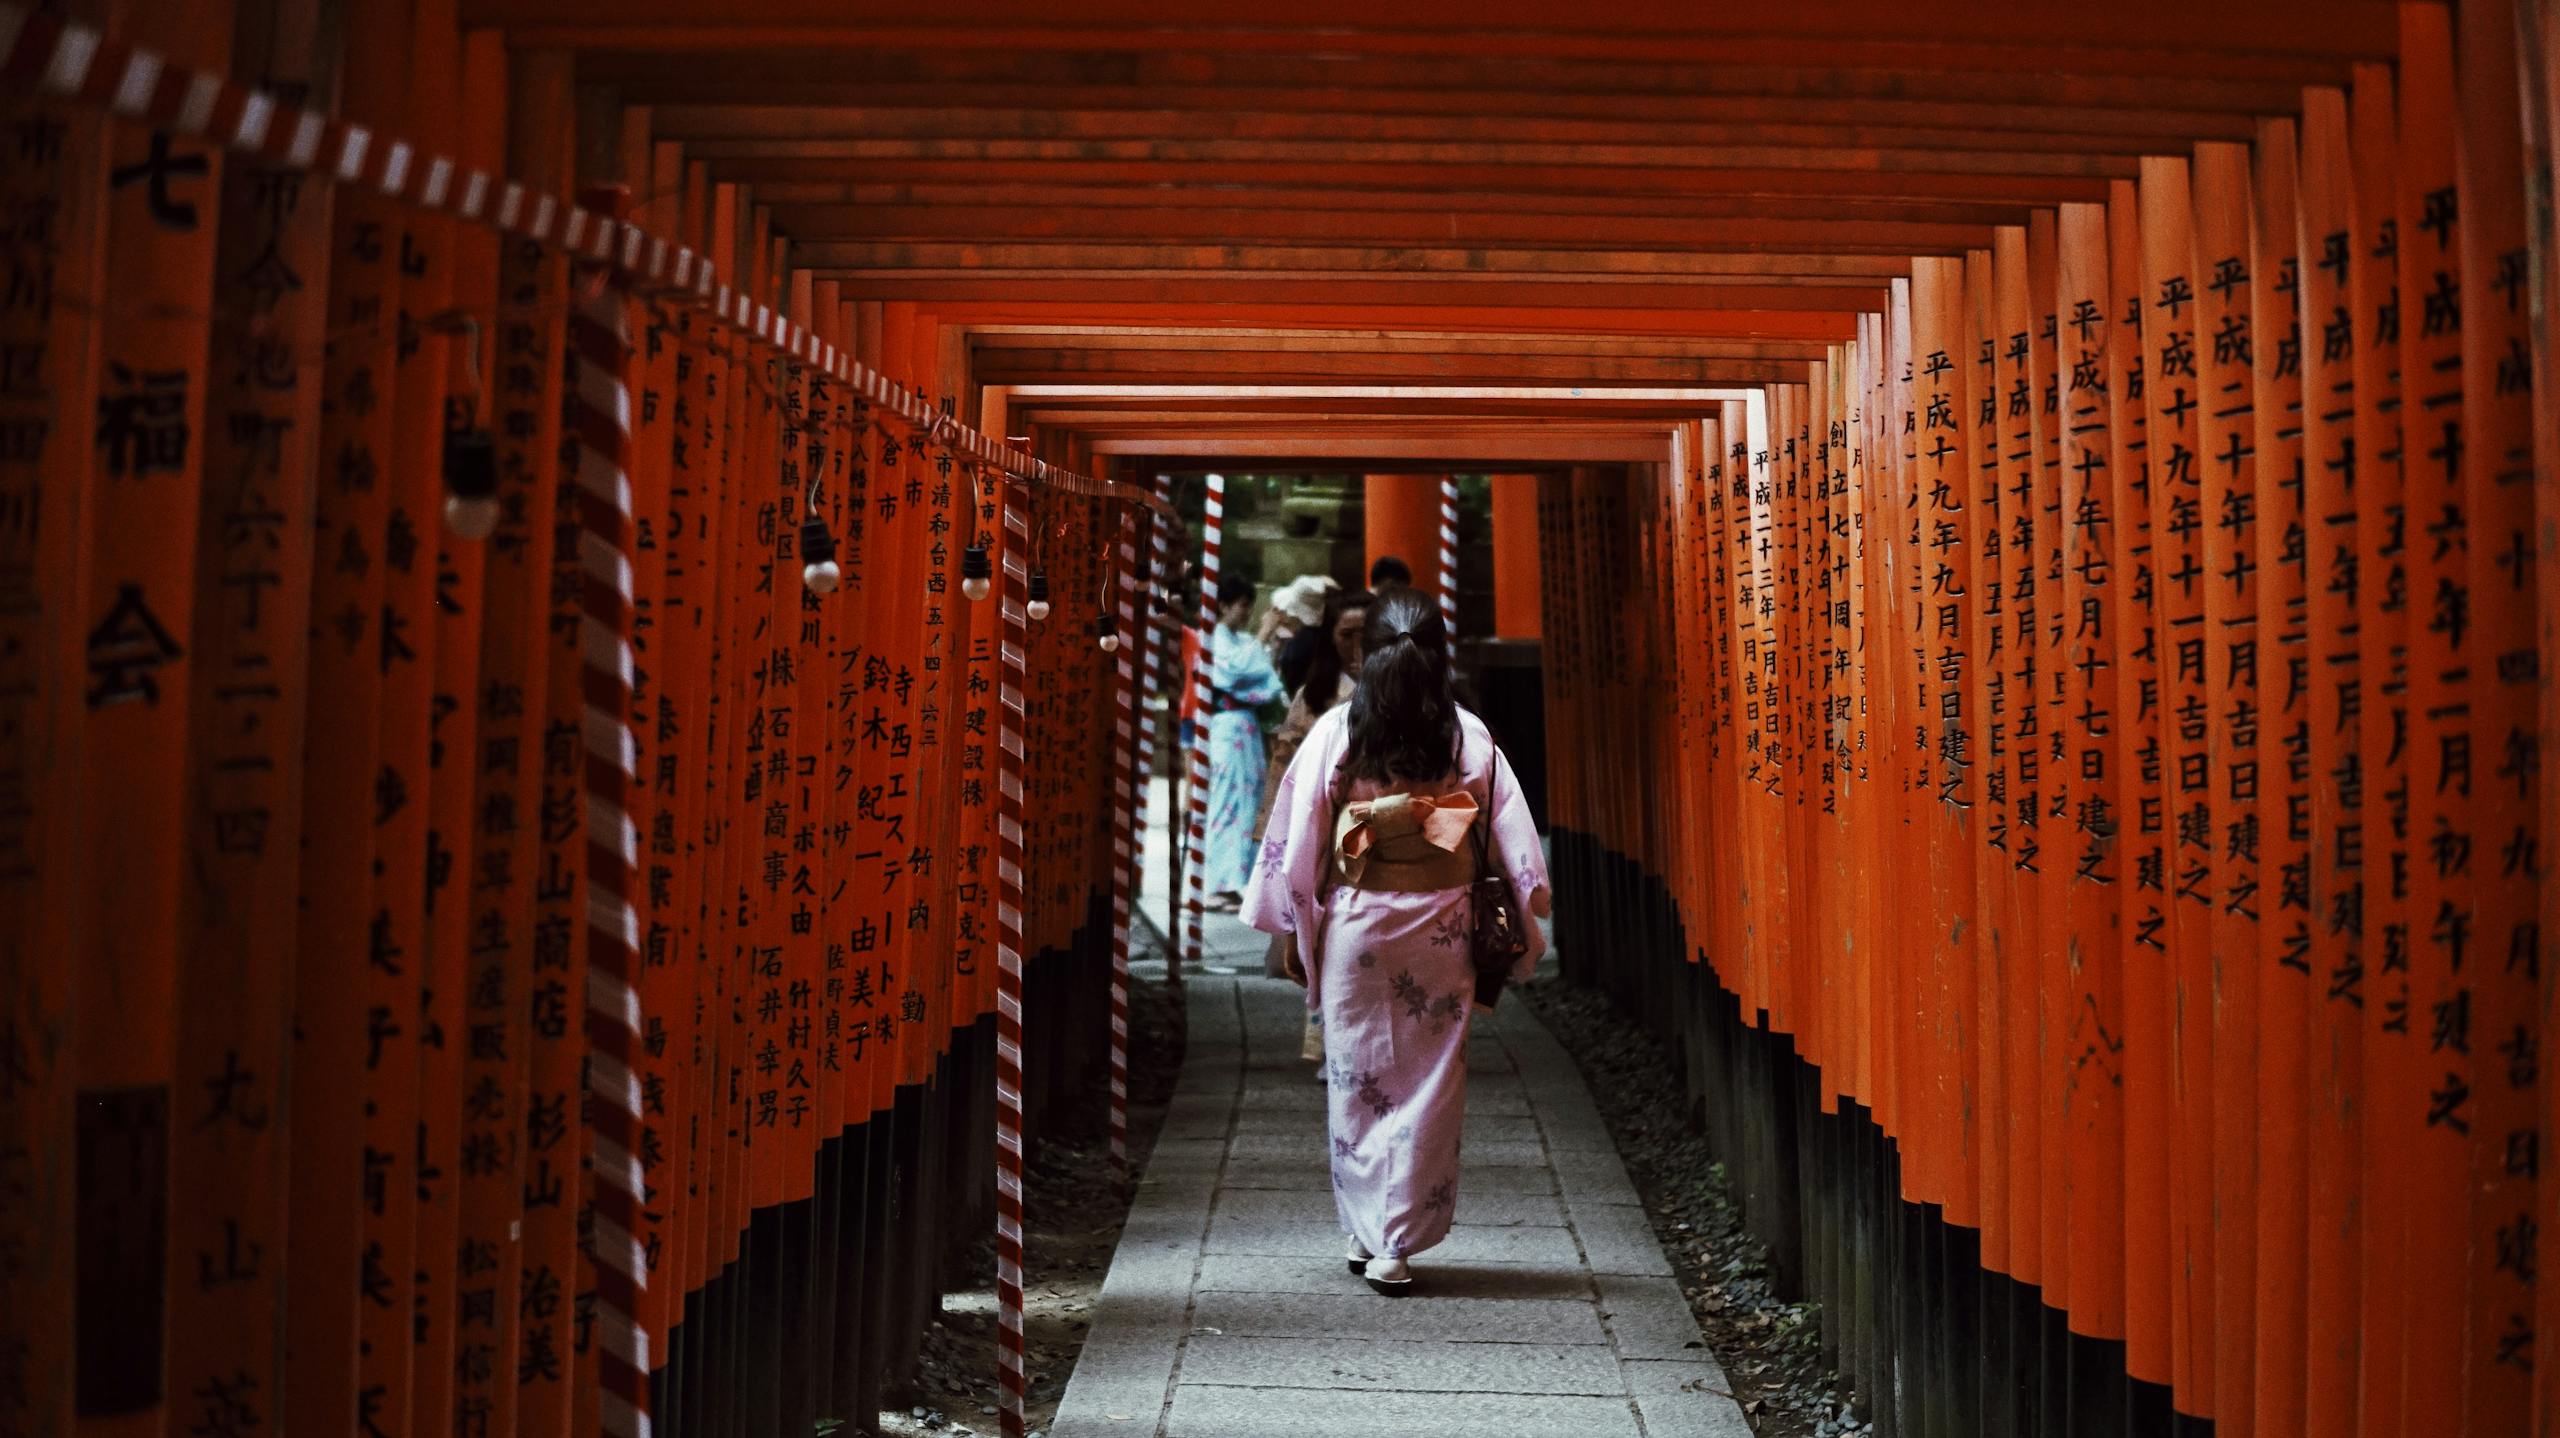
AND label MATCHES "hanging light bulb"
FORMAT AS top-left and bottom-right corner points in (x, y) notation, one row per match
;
(960, 543), (992, 601)
(800, 517), (841, 595)
(1027, 572), (1051, 623)
(1095, 613), (1121, 653)
(442, 425), (501, 540)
